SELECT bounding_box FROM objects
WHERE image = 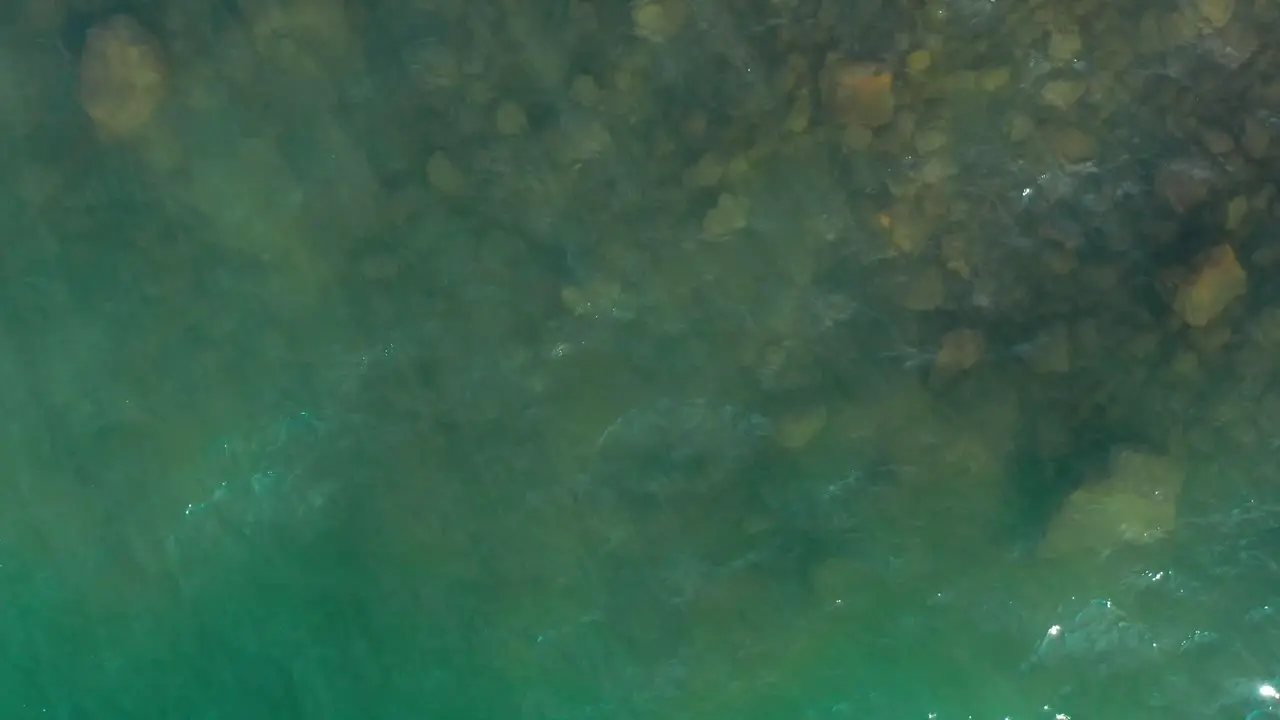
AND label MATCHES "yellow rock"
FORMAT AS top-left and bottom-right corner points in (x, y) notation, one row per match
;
(784, 89), (812, 133)
(632, 0), (688, 42)
(940, 329), (983, 368)
(1040, 449), (1185, 557)
(1226, 195), (1248, 230)
(1048, 28), (1082, 64)
(1041, 80), (1086, 109)
(702, 193), (749, 238)
(79, 15), (168, 140)
(1048, 126), (1095, 162)
(775, 404), (828, 449)
(632, 2), (665, 37)
(977, 67), (1011, 91)
(930, 328), (983, 385)
(914, 127), (948, 154)
(1195, 0), (1234, 28)
(495, 101), (527, 136)
(724, 154), (751, 183)
(919, 156), (957, 184)
(1007, 113), (1035, 142)
(889, 205), (932, 255)
(906, 49), (932, 73)
(569, 75), (600, 105)
(426, 152), (465, 195)
(1174, 244), (1246, 327)
(940, 233), (971, 278)
(683, 154), (725, 188)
